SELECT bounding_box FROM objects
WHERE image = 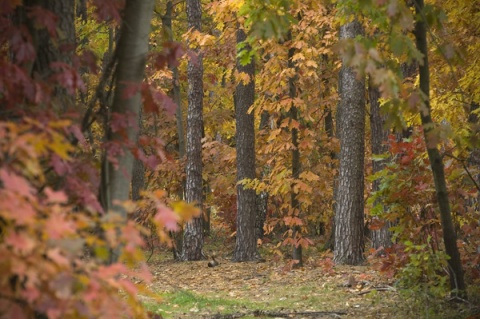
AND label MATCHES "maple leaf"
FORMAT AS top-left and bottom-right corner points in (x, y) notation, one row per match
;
(121, 81), (142, 99)
(50, 62), (86, 95)
(153, 203), (180, 231)
(44, 187), (68, 204)
(21, 286), (40, 304)
(121, 221), (144, 252)
(10, 28), (36, 64)
(45, 213), (76, 239)
(5, 230), (36, 254)
(0, 192), (36, 225)
(92, 0), (124, 24)
(0, 168), (35, 199)
(26, 5), (58, 38)
(171, 200), (201, 221)
(47, 248), (71, 267)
